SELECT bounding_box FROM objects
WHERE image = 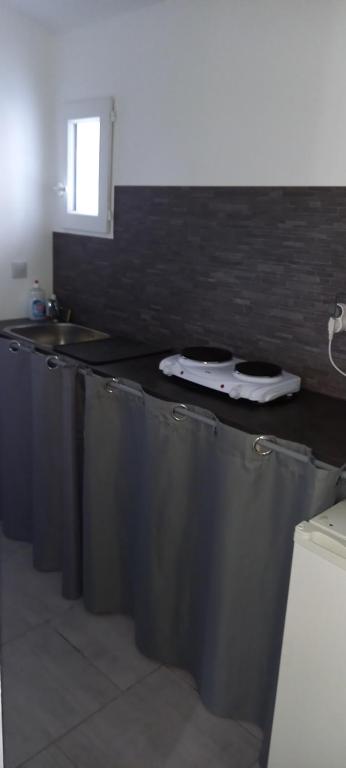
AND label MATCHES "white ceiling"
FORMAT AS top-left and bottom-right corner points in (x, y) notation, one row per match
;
(4, 0), (165, 32)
